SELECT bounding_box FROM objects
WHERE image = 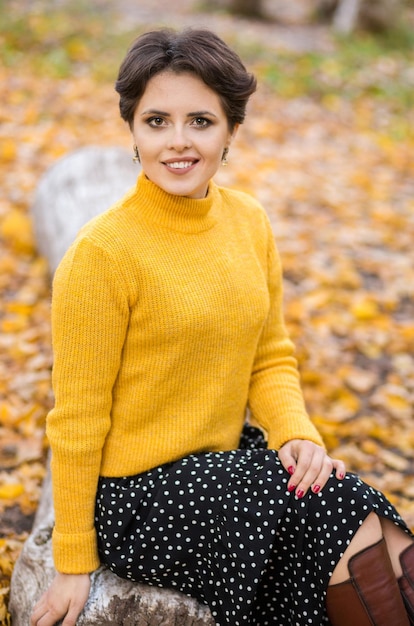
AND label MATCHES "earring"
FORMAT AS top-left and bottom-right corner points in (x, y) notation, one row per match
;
(133, 145), (140, 163)
(221, 147), (229, 166)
